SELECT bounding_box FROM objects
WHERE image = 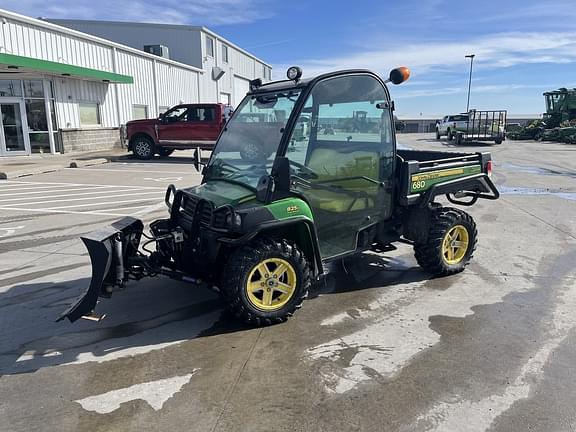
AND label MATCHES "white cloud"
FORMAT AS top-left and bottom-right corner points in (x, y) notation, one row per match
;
(272, 32), (576, 79)
(2, 0), (274, 25)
